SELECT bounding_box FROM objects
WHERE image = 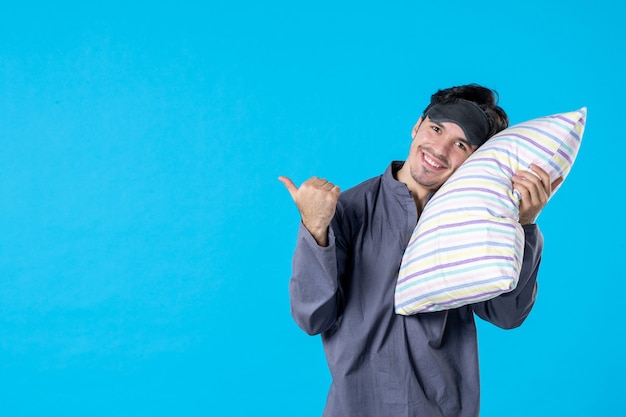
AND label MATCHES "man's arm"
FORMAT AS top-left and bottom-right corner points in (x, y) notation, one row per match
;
(288, 223), (344, 335)
(472, 164), (558, 328)
(472, 224), (543, 329)
(279, 176), (344, 335)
